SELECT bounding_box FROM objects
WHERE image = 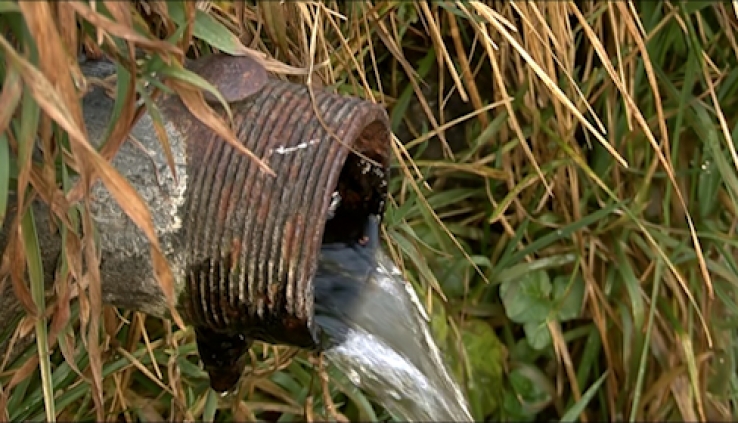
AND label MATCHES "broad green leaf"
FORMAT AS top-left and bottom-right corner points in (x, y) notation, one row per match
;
(501, 394), (535, 422)
(503, 365), (551, 420)
(462, 320), (504, 419)
(500, 269), (552, 324)
(523, 321), (552, 350)
(552, 275), (585, 322)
